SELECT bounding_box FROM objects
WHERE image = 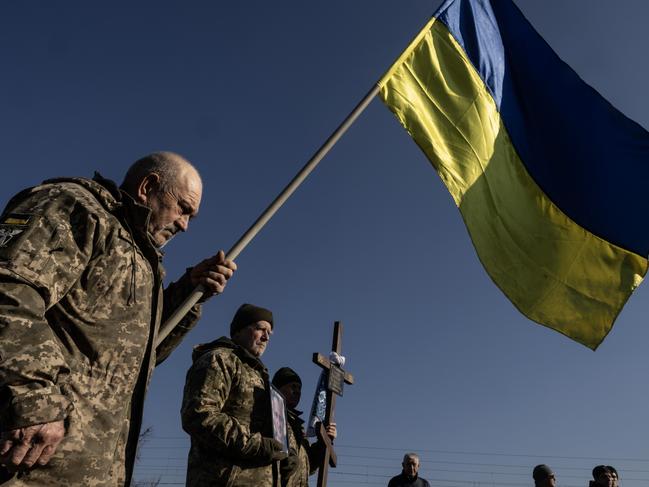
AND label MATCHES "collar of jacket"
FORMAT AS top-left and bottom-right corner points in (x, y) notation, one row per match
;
(94, 172), (163, 259)
(193, 336), (268, 373)
(287, 408), (304, 422)
(287, 408), (306, 432)
(400, 472), (419, 482)
(115, 187), (163, 261)
(43, 173), (121, 212)
(41, 172), (162, 257)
